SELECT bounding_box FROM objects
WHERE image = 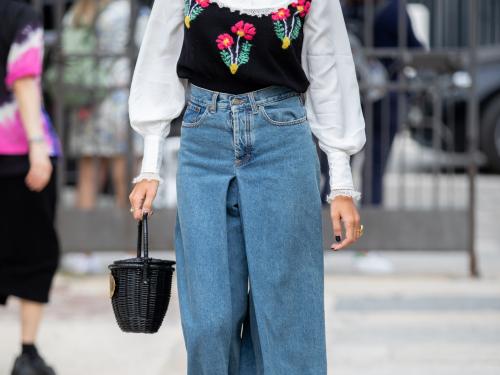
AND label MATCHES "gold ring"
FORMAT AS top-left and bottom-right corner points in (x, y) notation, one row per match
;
(356, 224), (364, 237)
(130, 207), (139, 213)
